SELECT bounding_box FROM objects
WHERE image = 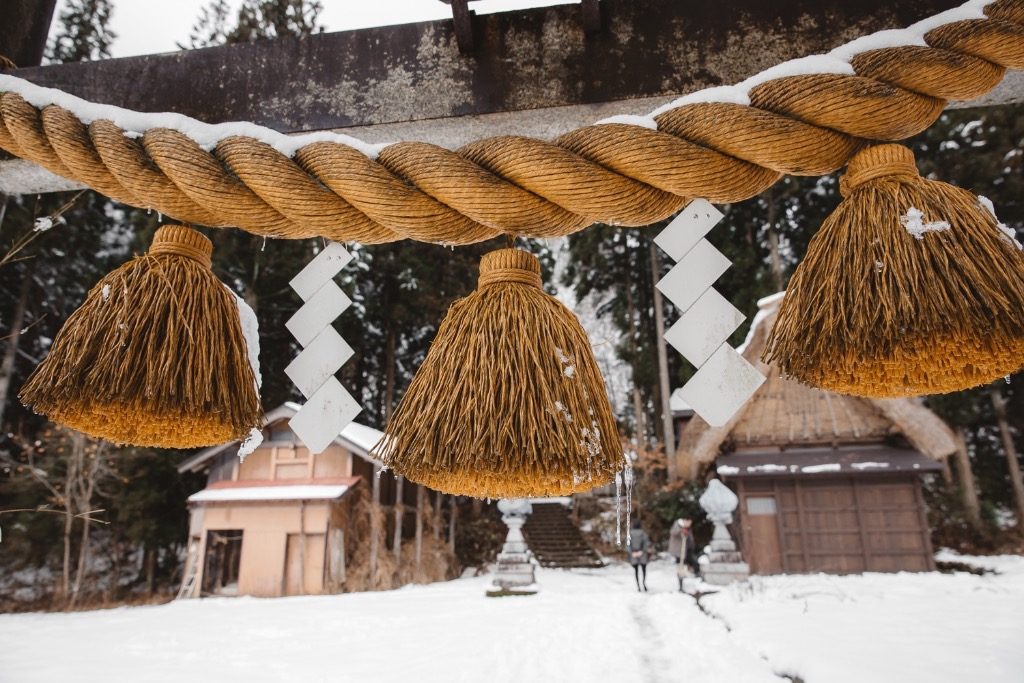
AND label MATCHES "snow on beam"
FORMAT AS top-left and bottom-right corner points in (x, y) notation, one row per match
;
(5, 0), (982, 133)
